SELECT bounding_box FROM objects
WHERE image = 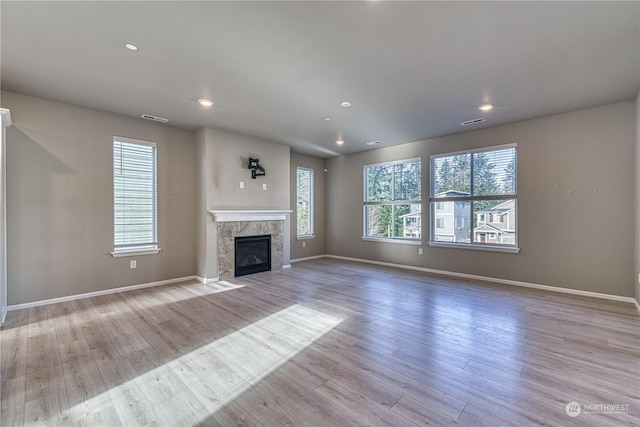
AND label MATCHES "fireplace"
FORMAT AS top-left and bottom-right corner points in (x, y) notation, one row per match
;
(234, 235), (271, 277)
